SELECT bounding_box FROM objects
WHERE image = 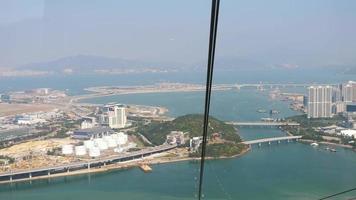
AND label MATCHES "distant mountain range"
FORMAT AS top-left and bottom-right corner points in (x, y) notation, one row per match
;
(17, 55), (272, 74)
(15, 54), (355, 75)
(18, 55), (182, 73)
